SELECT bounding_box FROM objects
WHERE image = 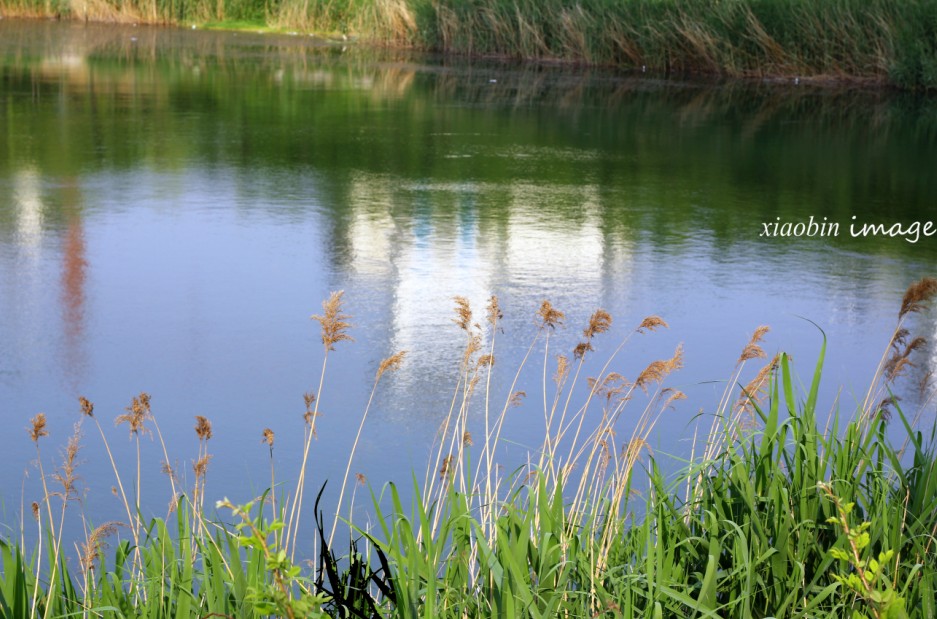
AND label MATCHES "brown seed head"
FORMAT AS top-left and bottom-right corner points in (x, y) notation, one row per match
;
(453, 296), (472, 331)
(635, 345), (683, 393)
(486, 295), (503, 326)
(738, 325), (770, 365)
(355, 472), (367, 486)
(509, 390), (526, 407)
(554, 355), (569, 386)
(462, 431), (473, 446)
(161, 461), (177, 482)
(116, 394), (151, 438)
(900, 277), (937, 318)
(31, 501), (39, 521)
(194, 415), (212, 441)
(876, 395), (900, 422)
(736, 354), (780, 414)
(439, 455), (454, 480)
(637, 316), (668, 333)
(573, 341), (593, 360)
(661, 389), (687, 410)
(262, 428), (275, 447)
(78, 396), (94, 418)
(477, 354), (494, 369)
(193, 454), (212, 480)
(312, 291), (354, 351)
(29, 413), (48, 443)
(891, 328), (910, 351)
(376, 350), (407, 381)
(584, 309), (612, 339)
(53, 426), (83, 500)
(537, 300), (564, 330)
(194, 415), (213, 441)
(80, 522), (119, 574)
